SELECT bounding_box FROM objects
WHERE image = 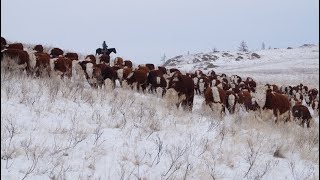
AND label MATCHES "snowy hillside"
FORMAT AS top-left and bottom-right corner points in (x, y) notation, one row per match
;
(164, 44), (319, 88)
(1, 44), (319, 180)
